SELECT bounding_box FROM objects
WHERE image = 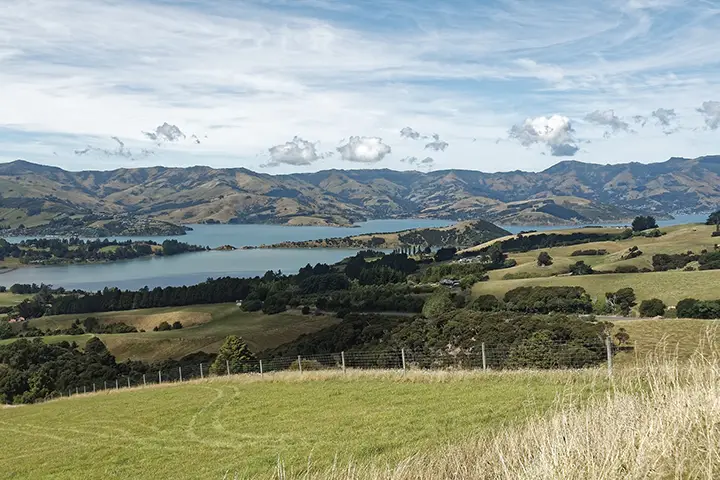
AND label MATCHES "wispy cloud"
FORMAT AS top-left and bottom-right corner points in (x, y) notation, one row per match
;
(0, 0), (719, 172)
(584, 110), (633, 138)
(424, 134), (449, 152)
